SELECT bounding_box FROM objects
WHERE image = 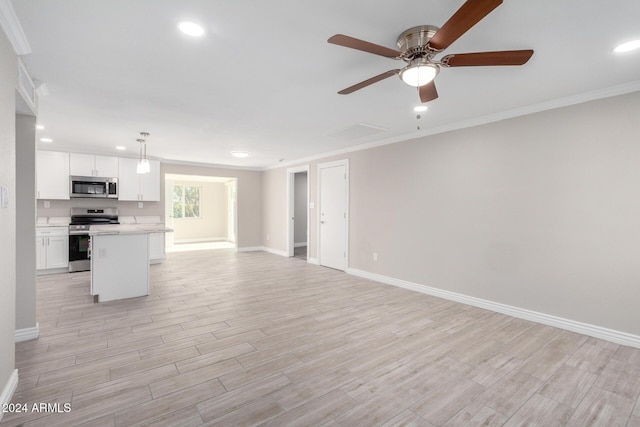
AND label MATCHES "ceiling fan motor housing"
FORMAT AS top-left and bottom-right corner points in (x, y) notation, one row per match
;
(397, 25), (440, 60)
